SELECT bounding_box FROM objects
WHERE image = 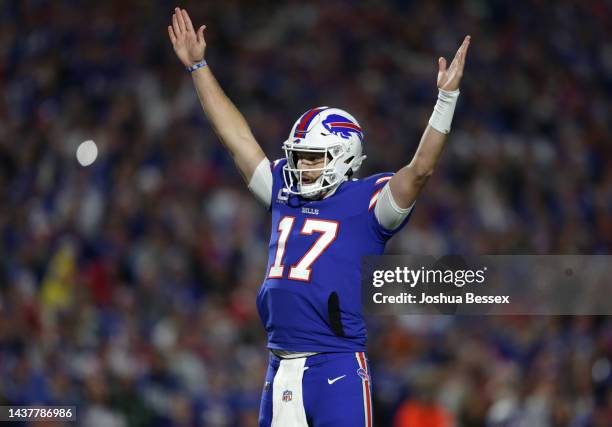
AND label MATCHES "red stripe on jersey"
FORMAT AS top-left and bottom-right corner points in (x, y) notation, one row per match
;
(375, 176), (392, 185)
(369, 188), (383, 211)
